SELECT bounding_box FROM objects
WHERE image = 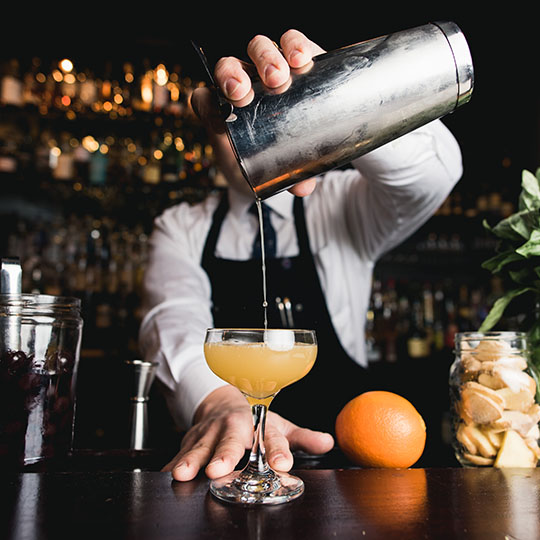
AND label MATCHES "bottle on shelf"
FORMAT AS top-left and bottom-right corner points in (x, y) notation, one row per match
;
(1, 59), (24, 107)
(406, 299), (431, 360)
(88, 141), (110, 186)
